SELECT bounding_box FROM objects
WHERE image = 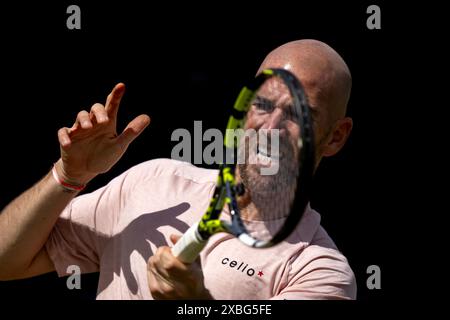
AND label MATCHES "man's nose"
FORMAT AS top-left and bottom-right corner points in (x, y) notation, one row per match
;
(262, 108), (284, 130)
